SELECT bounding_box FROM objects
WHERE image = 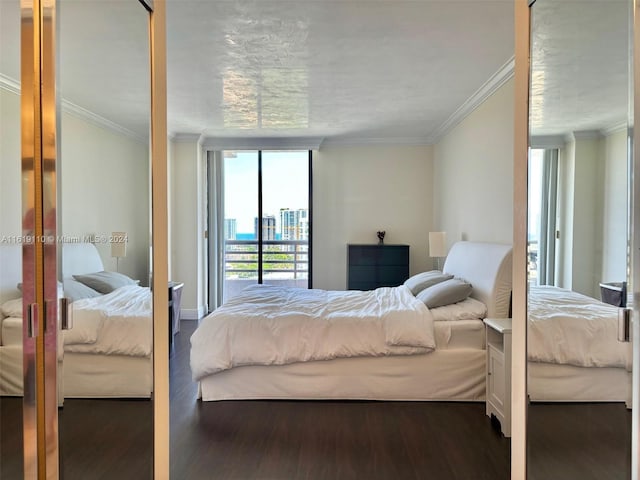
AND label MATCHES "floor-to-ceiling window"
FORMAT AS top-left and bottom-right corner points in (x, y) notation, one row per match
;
(528, 148), (559, 286)
(209, 150), (312, 305)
